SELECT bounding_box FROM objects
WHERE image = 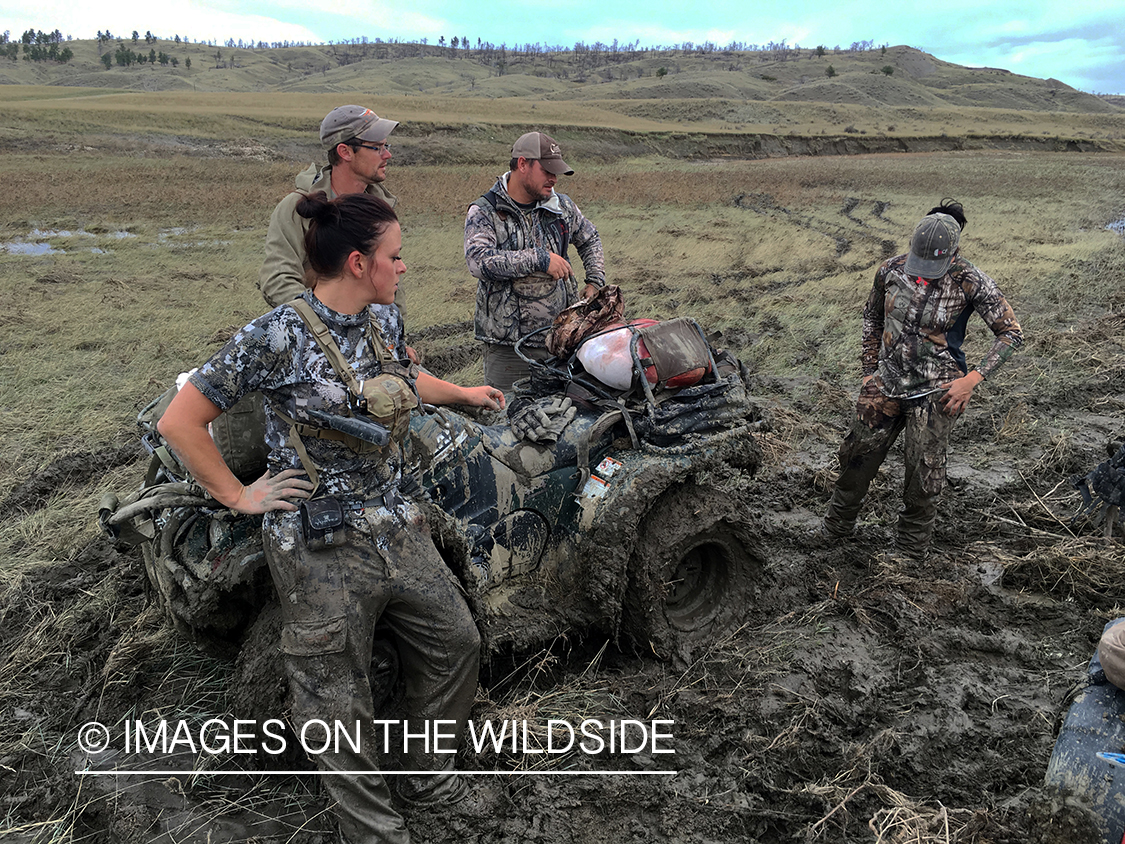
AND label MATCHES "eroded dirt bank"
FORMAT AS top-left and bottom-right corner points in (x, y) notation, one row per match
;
(5, 127), (1121, 166)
